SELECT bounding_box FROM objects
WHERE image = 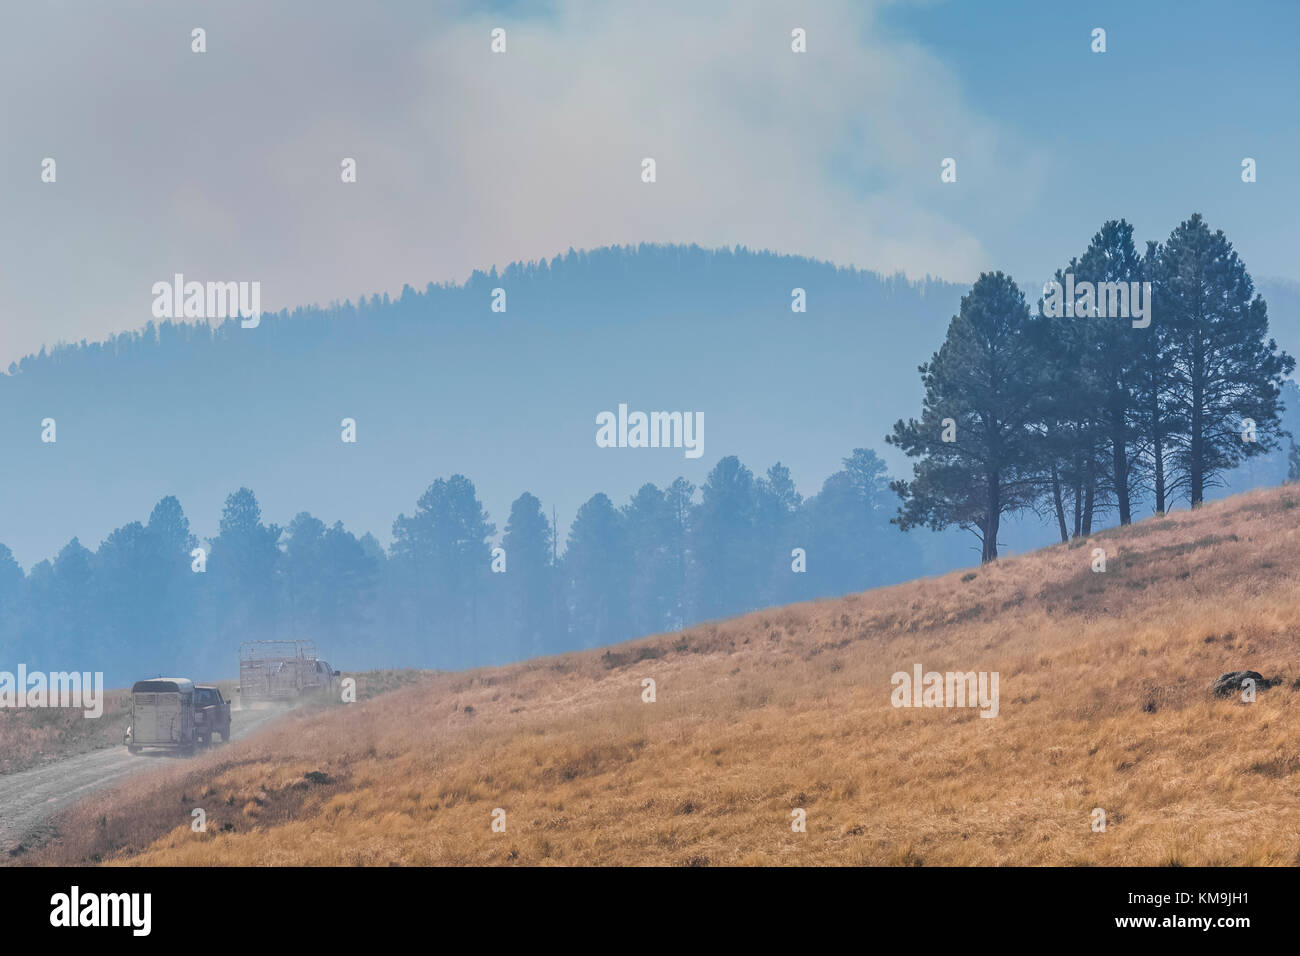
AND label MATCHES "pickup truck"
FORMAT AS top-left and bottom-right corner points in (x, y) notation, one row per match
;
(193, 684), (231, 745)
(239, 640), (340, 704)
